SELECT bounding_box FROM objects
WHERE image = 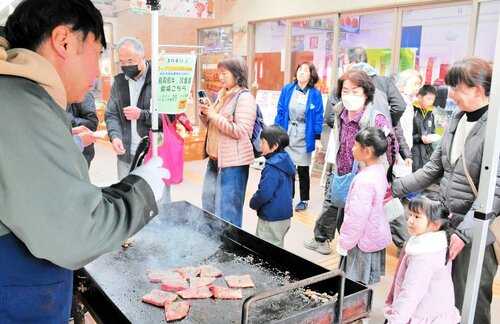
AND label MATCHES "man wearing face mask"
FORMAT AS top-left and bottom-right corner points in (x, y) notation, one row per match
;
(105, 37), (155, 179)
